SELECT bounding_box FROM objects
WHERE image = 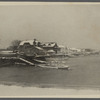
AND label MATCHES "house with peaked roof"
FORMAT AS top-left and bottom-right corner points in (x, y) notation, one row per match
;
(18, 39), (46, 56)
(41, 42), (60, 54)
